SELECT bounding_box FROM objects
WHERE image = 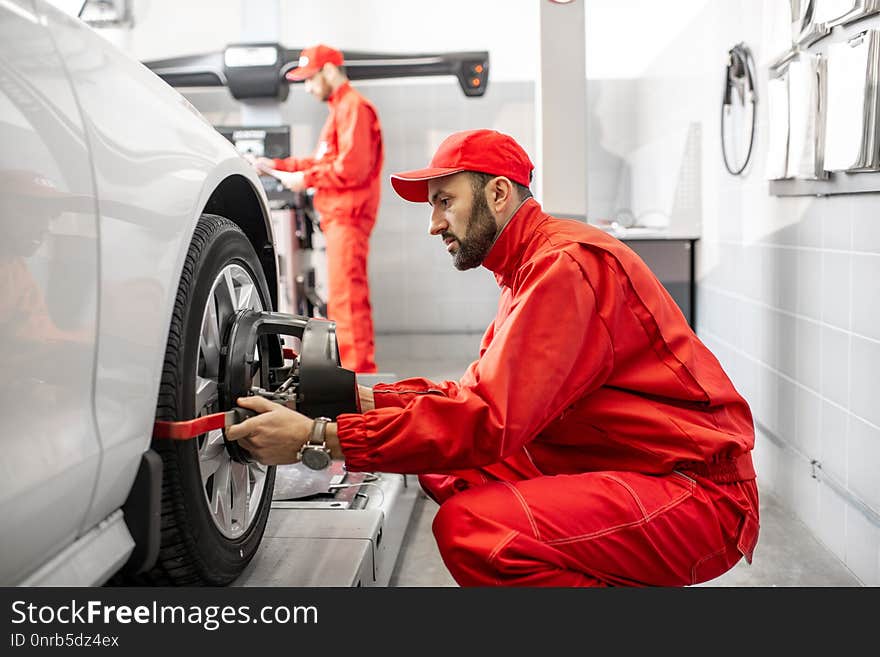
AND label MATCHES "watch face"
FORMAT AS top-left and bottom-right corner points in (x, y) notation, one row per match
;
(301, 446), (331, 470)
